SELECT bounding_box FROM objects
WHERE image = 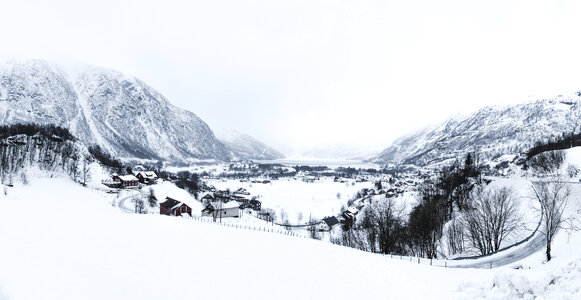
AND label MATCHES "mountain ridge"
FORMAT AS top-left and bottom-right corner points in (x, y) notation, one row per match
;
(371, 94), (581, 167)
(0, 59), (231, 163)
